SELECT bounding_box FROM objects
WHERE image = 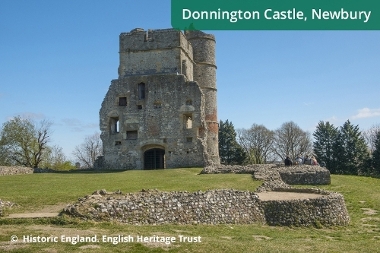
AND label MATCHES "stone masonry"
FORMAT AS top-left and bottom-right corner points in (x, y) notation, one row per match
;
(98, 28), (219, 170)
